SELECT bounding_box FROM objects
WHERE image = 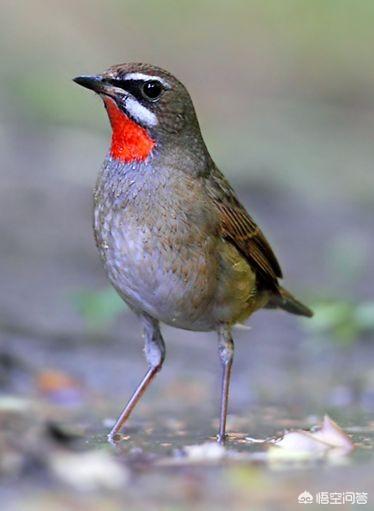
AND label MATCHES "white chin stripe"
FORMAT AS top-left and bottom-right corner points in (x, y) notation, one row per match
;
(125, 96), (158, 127)
(124, 72), (170, 88)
